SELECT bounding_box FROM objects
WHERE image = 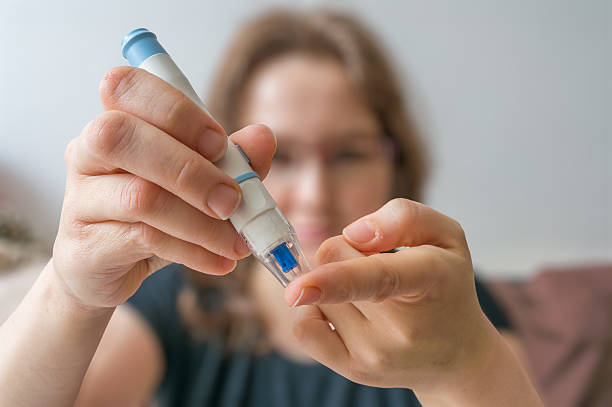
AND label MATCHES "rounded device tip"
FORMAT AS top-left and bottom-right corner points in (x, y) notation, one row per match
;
(121, 28), (167, 67)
